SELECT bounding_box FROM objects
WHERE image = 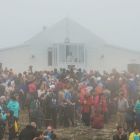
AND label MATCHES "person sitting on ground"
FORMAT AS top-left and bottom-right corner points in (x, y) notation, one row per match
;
(32, 131), (44, 140)
(18, 122), (37, 140)
(113, 126), (127, 140)
(43, 126), (56, 140)
(129, 126), (140, 140)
